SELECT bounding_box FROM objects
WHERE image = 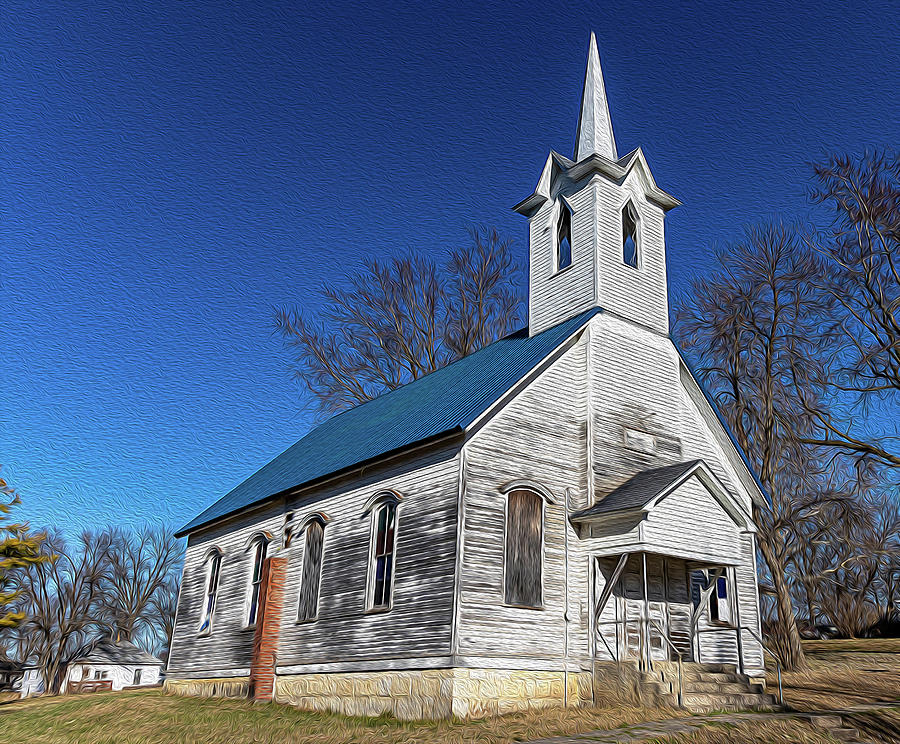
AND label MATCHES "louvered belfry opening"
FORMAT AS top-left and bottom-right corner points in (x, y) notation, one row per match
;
(504, 490), (543, 608)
